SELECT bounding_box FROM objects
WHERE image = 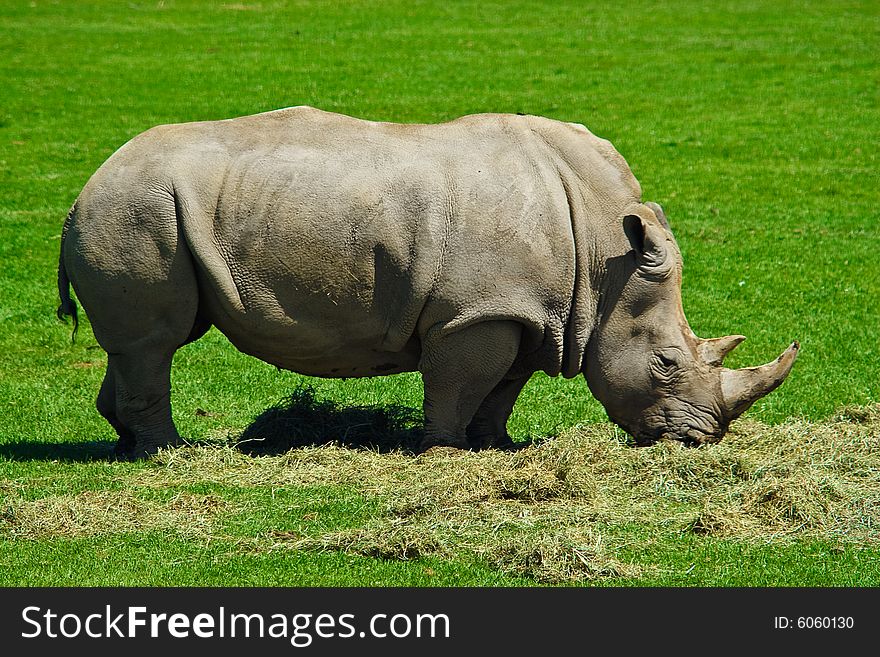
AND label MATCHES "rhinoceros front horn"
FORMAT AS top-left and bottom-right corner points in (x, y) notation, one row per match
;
(720, 341), (800, 420)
